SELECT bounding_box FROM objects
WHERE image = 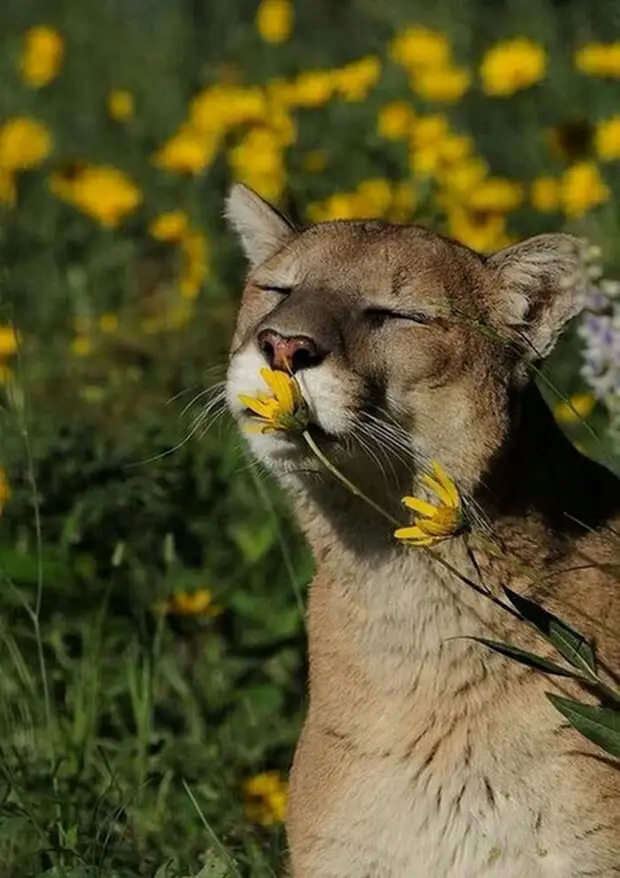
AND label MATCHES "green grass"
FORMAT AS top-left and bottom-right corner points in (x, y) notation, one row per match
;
(0, 1), (619, 875)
